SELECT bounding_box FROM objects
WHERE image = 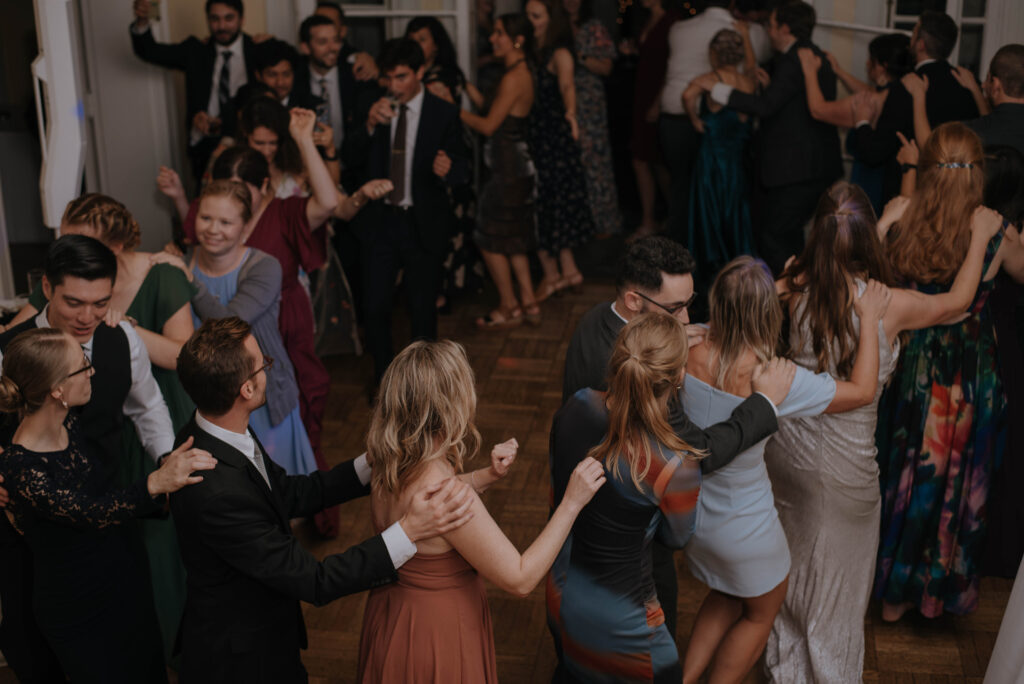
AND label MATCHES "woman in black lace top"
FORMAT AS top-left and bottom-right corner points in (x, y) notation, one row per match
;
(0, 327), (216, 683)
